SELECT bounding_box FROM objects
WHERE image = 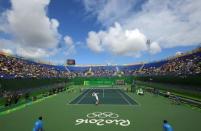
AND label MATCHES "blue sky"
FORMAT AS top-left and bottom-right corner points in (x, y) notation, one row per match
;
(0, 0), (200, 65)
